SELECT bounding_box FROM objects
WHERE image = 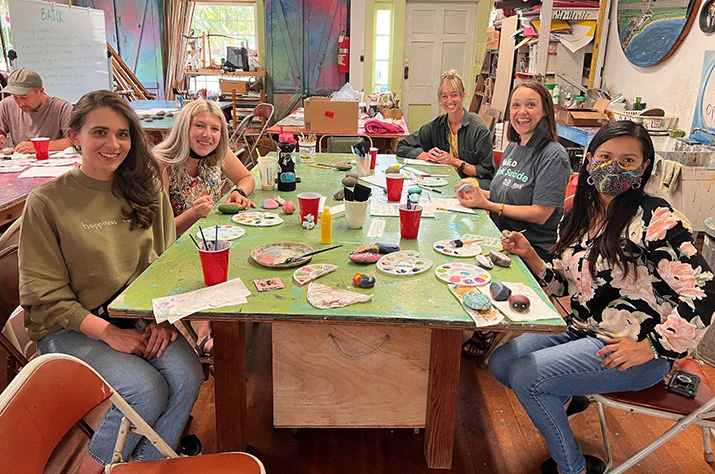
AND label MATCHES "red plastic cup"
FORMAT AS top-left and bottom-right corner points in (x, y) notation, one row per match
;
(369, 147), (378, 169)
(31, 137), (50, 160)
(297, 192), (321, 226)
(399, 204), (422, 240)
(198, 240), (231, 286)
(385, 174), (404, 202)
